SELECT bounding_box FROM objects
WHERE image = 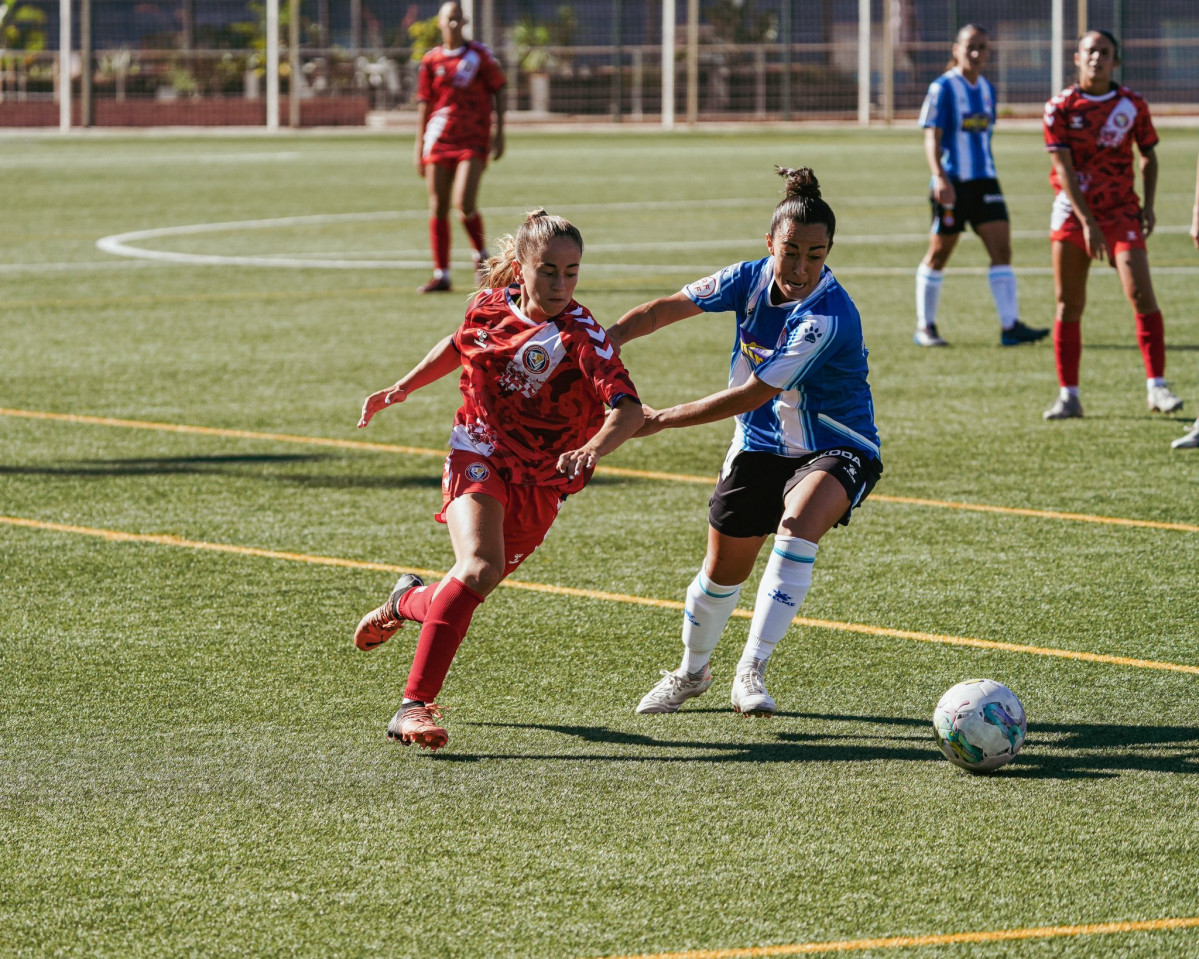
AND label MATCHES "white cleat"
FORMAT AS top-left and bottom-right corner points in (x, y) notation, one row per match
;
(731, 658), (777, 717)
(913, 325), (948, 347)
(1148, 384), (1184, 414)
(1172, 419), (1199, 449)
(635, 665), (713, 714)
